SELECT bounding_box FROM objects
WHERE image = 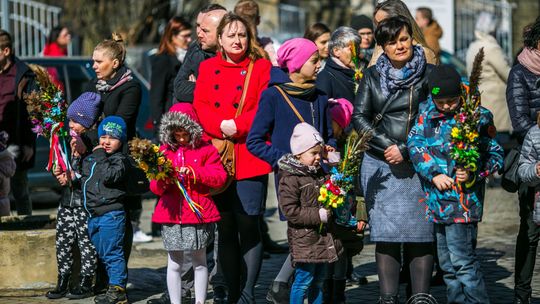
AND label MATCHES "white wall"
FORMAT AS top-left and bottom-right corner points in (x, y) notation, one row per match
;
(405, 0), (455, 53)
